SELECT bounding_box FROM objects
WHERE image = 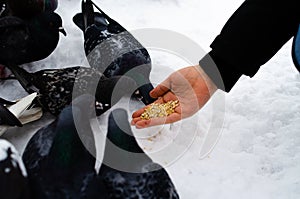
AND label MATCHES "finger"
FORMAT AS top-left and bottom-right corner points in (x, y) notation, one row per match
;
(150, 78), (171, 98)
(132, 107), (147, 118)
(162, 91), (178, 102)
(150, 85), (169, 98)
(134, 117), (167, 129)
(131, 115), (146, 124)
(134, 113), (181, 129)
